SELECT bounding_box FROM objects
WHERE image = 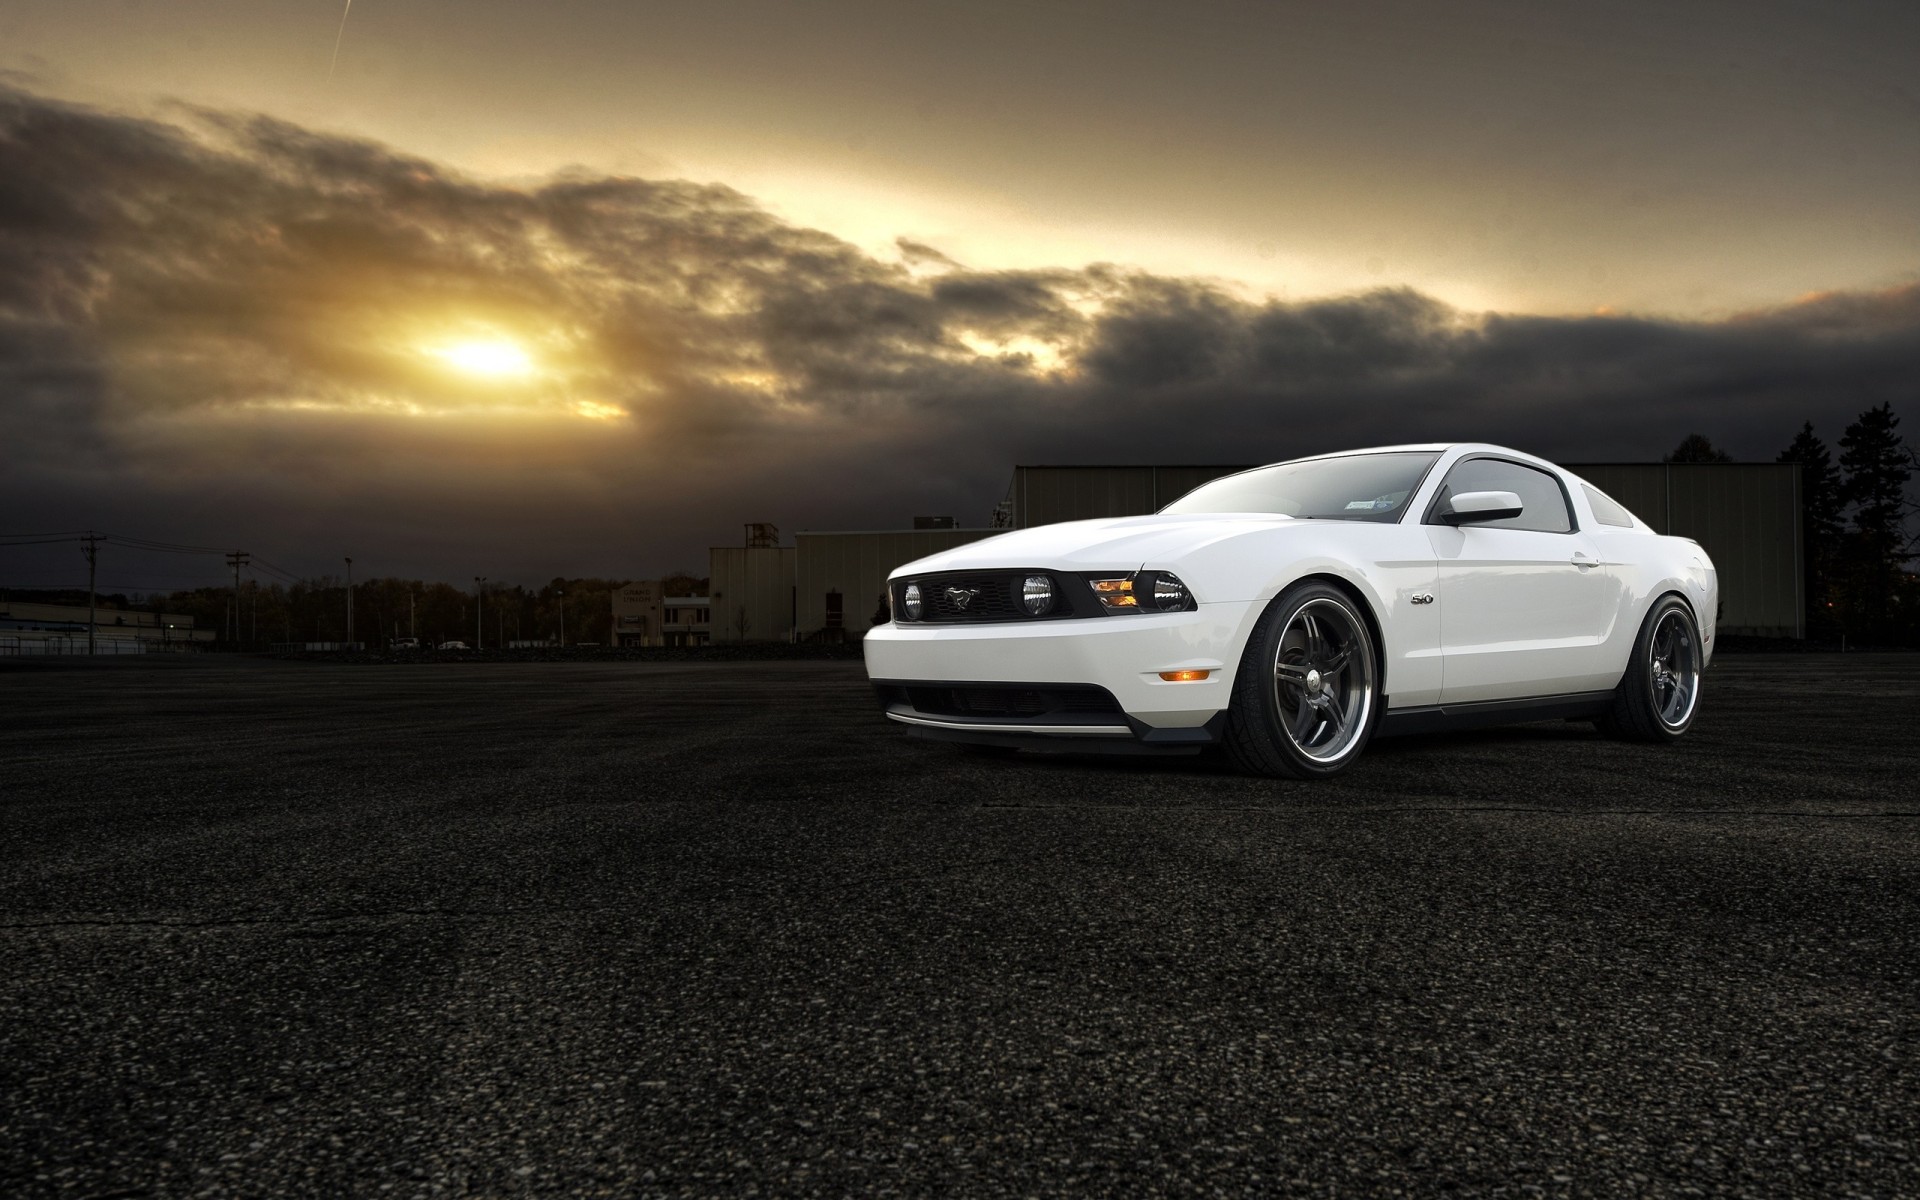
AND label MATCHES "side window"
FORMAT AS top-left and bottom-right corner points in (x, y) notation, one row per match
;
(1428, 458), (1573, 533)
(1582, 483), (1636, 528)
